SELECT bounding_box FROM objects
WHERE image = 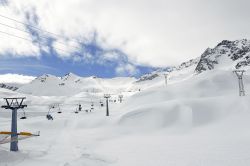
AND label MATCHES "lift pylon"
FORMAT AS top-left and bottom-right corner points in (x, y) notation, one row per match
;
(104, 94), (111, 116)
(233, 70), (246, 96)
(164, 73), (168, 86)
(118, 95), (123, 103)
(1, 97), (27, 151)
